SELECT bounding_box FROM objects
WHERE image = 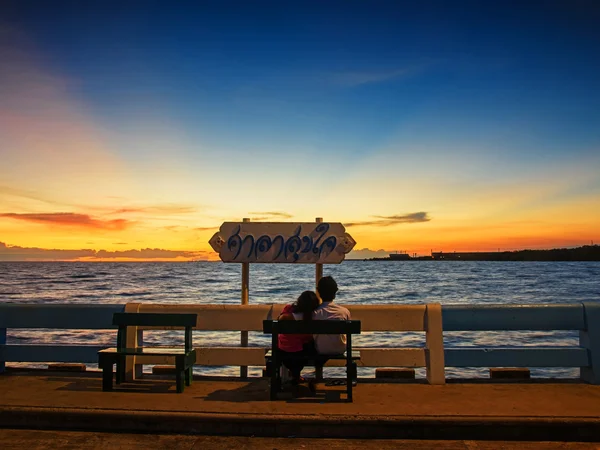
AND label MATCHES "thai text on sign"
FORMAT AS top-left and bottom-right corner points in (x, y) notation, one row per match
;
(209, 222), (356, 264)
